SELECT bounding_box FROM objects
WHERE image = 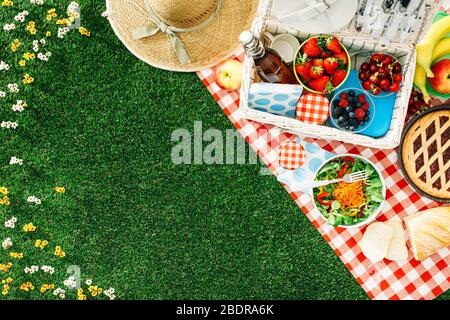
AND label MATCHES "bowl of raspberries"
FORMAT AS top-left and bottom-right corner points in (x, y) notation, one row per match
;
(294, 36), (351, 94)
(358, 53), (403, 97)
(330, 88), (374, 133)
